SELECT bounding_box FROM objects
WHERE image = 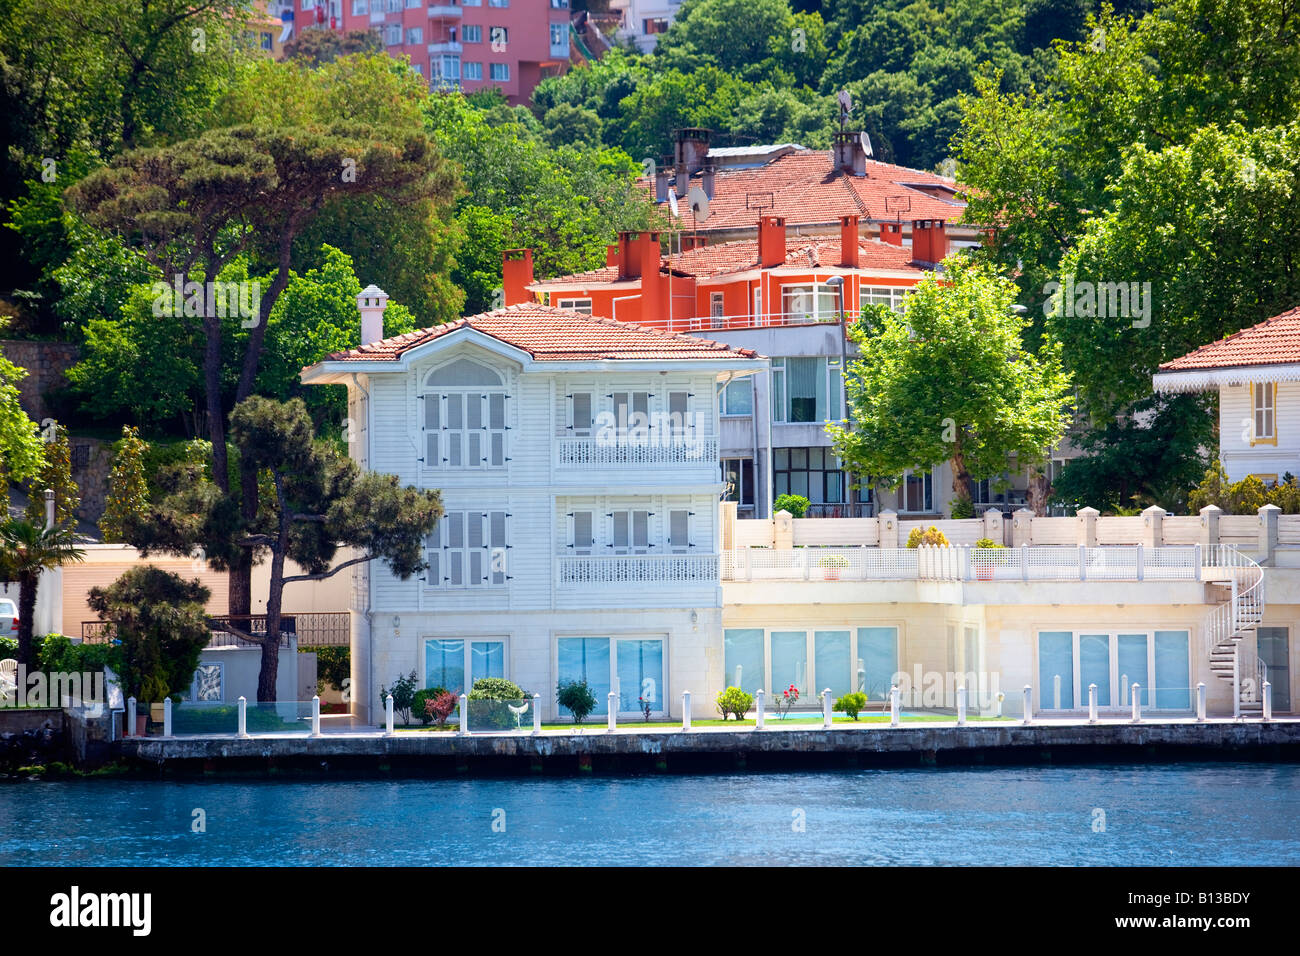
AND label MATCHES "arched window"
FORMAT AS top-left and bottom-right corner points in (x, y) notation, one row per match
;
(422, 359), (509, 469)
